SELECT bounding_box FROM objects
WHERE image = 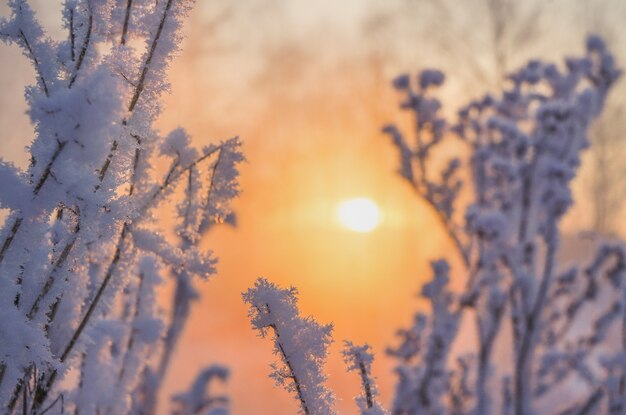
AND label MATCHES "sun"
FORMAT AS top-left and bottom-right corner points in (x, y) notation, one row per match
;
(336, 198), (381, 233)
